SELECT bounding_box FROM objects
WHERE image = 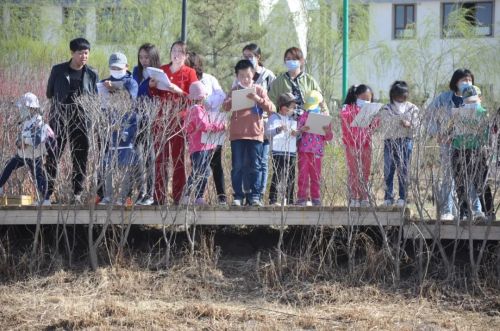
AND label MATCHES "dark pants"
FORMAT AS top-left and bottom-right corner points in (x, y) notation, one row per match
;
(46, 106), (89, 198)
(451, 148), (493, 217)
(0, 155), (46, 196)
(231, 139), (263, 201)
(185, 150), (212, 199)
(269, 154), (296, 204)
(384, 138), (413, 201)
(210, 145), (226, 202)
